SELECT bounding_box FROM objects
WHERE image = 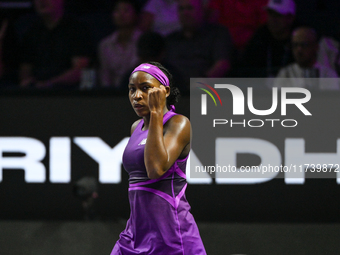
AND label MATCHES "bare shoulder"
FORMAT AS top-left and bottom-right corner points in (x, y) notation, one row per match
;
(130, 119), (142, 135)
(165, 114), (191, 138)
(165, 114), (191, 159)
(167, 114), (190, 127)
